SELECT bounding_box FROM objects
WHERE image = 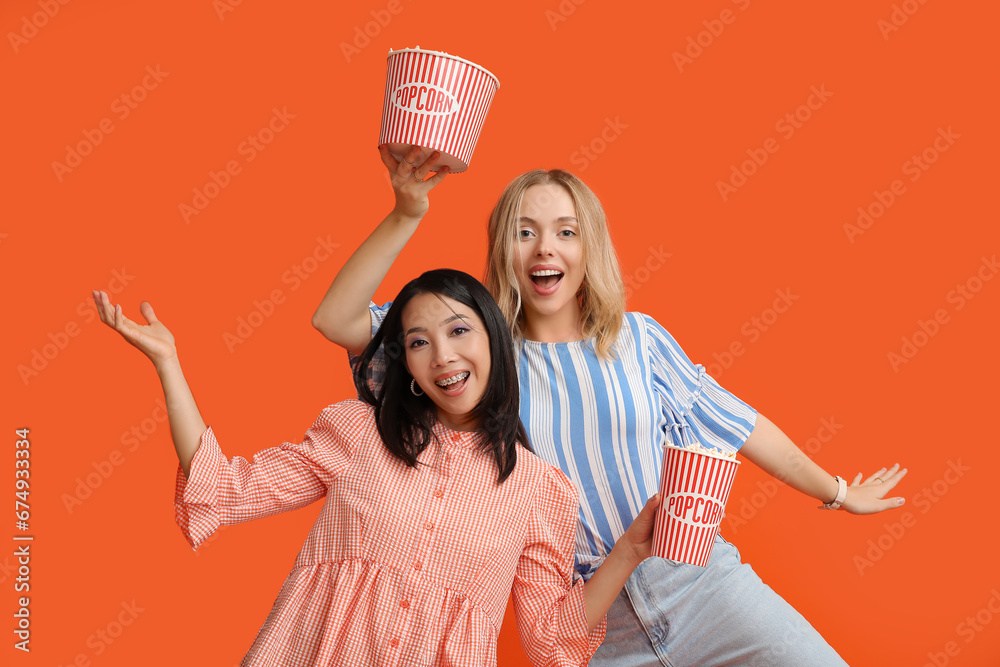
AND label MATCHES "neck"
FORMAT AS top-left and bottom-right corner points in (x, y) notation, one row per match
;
(436, 409), (480, 433)
(522, 306), (585, 343)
